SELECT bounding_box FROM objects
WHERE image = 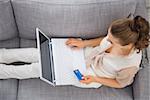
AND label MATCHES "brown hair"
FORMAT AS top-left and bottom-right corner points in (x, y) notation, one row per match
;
(110, 16), (150, 53)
